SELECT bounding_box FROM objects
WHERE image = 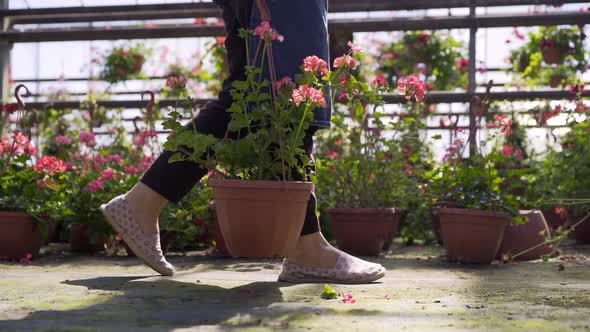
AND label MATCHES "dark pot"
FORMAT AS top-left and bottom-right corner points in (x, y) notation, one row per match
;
(541, 45), (566, 65)
(497, 210), (553, 261)
(431, 209), (443, 245)
(438, 208), (509, 264)
(328, 208), (399, 257)
(569, 211), (590, 244)
(0, 212), (42, 260)
(44, 220), (62, 245)
(69, 224), (107, 253)
(542, 207), (568, 231)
